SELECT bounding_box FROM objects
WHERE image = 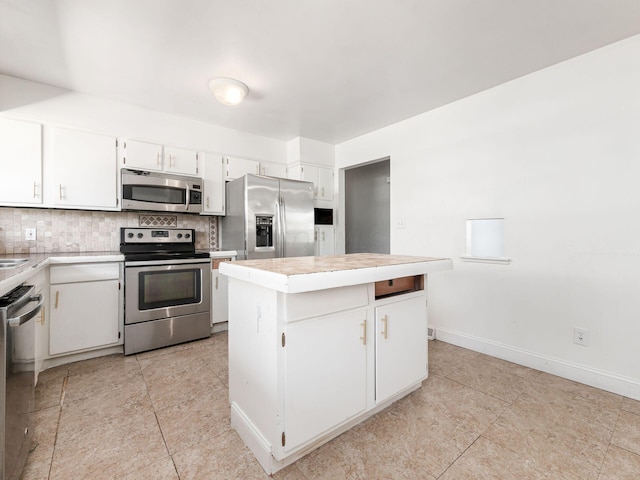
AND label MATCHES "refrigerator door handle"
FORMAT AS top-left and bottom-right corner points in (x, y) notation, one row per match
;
(275, 197), (283, 257)
(280, 194), (287, 257)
